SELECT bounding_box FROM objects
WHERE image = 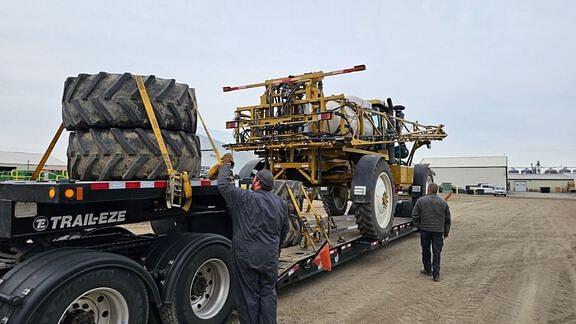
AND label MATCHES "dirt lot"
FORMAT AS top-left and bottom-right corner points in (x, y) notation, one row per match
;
(276, 195), (576, 324)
